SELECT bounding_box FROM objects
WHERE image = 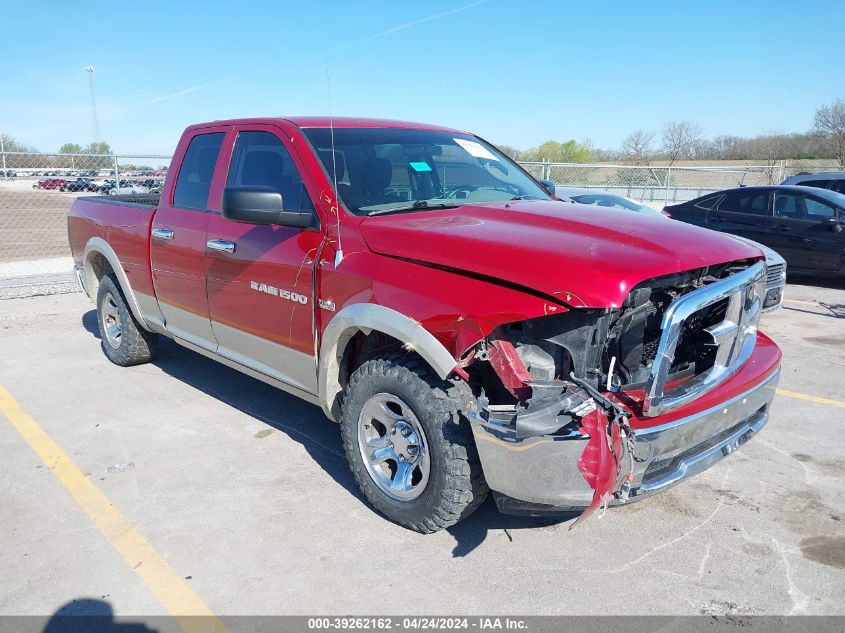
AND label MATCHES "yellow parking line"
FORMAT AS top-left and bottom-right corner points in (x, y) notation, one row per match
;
(776, 388), (845, 410)
(0, 384), (227, 633)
